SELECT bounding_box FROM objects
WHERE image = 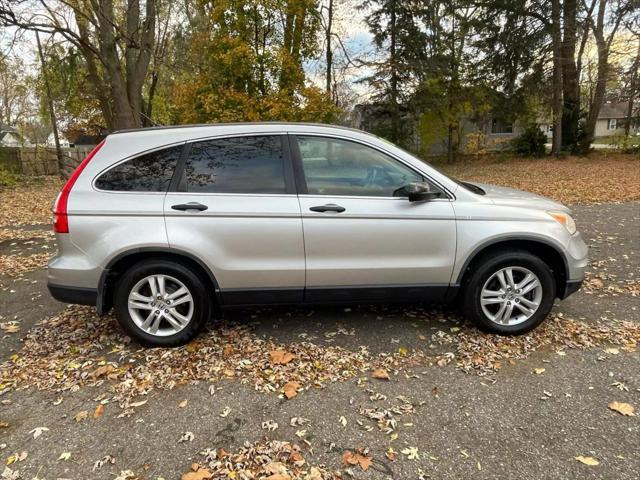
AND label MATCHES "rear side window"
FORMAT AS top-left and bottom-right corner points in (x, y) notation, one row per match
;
(95, 145), (182, 192)
(183, 136), (286, 193)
